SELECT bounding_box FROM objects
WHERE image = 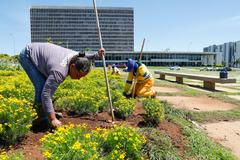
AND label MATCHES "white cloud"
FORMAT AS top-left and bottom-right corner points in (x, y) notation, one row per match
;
(223, 15), (240, 26)
(226, 16), (240, 22)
